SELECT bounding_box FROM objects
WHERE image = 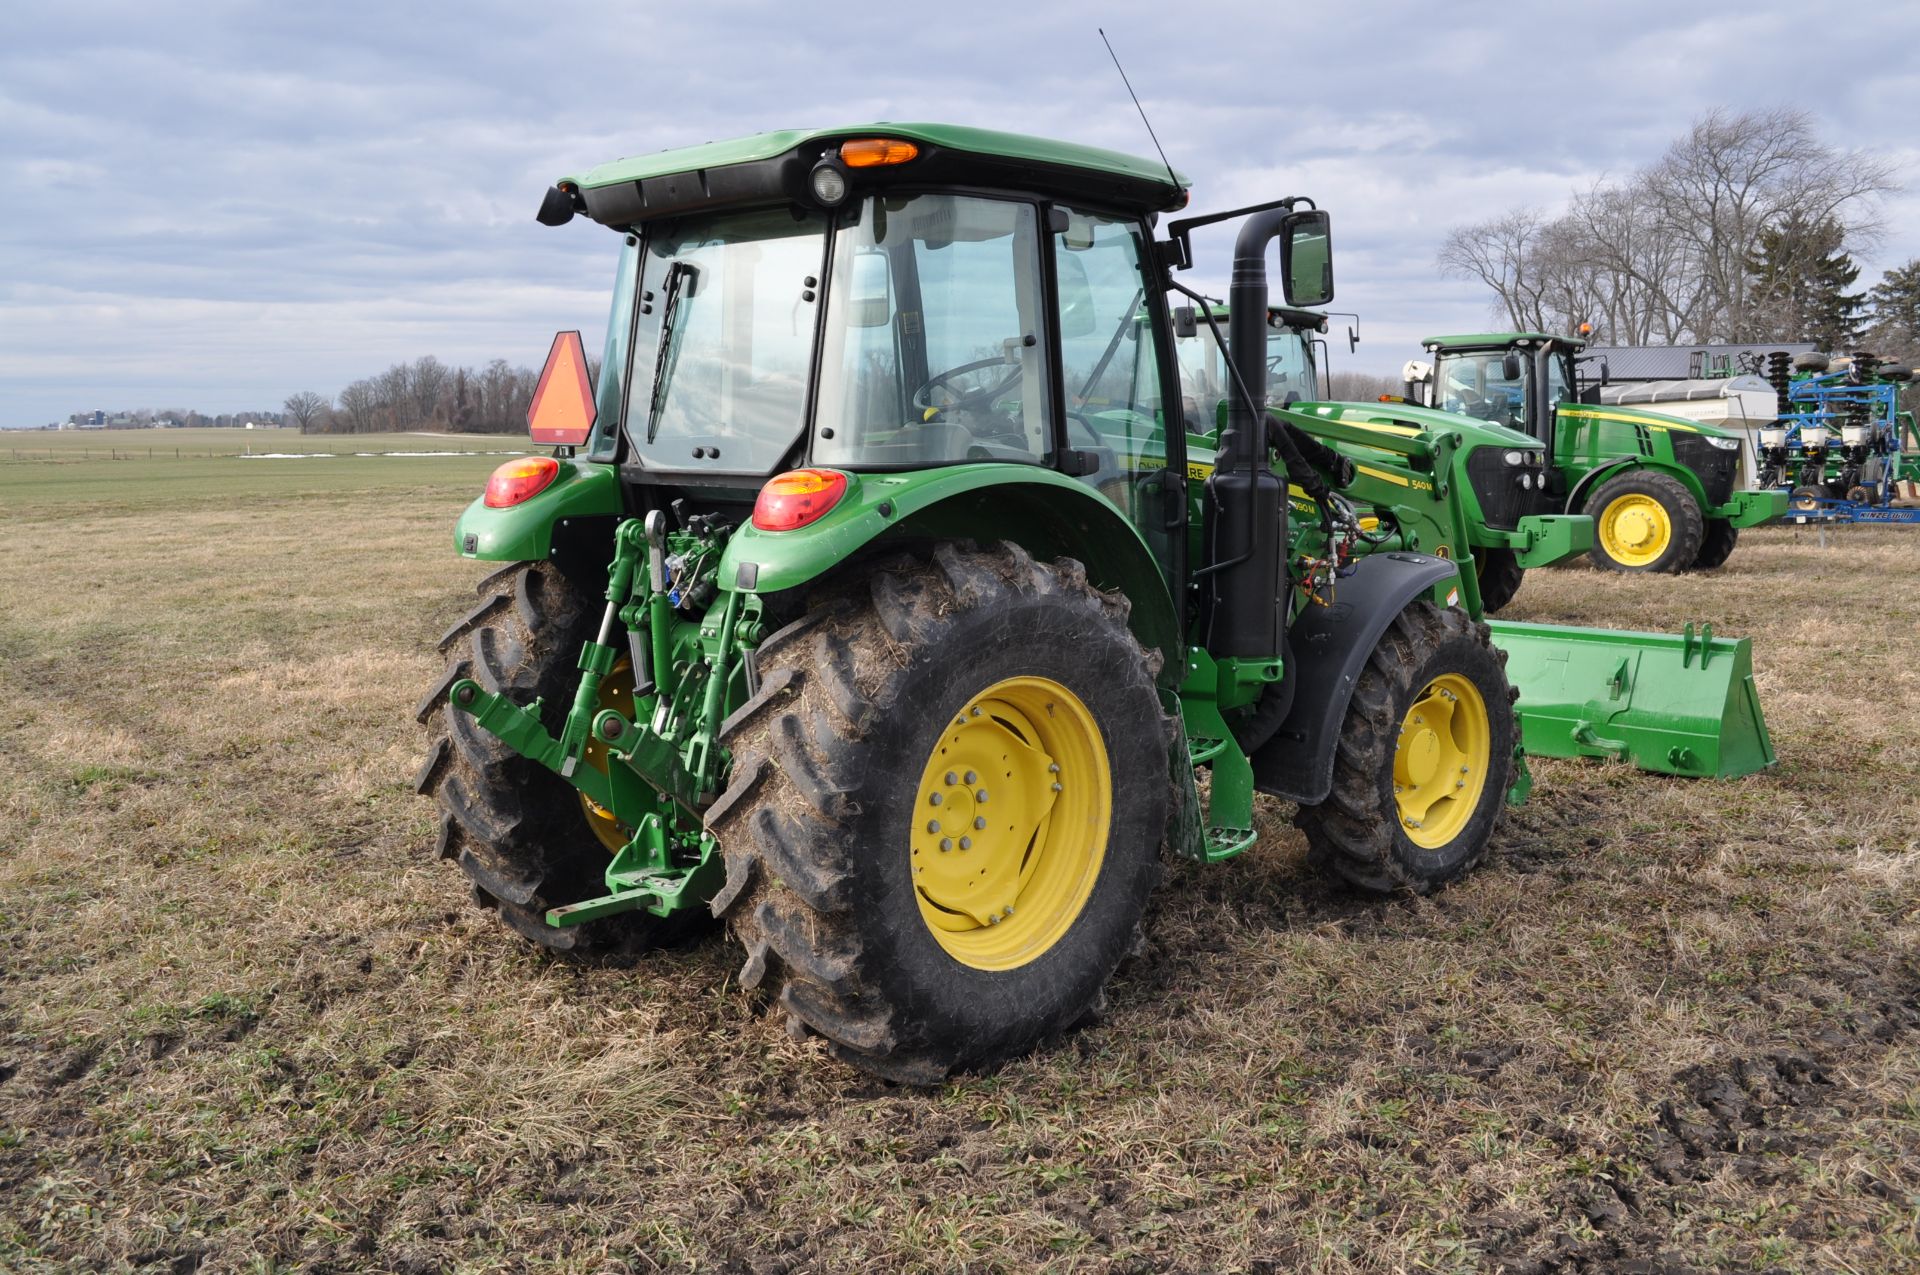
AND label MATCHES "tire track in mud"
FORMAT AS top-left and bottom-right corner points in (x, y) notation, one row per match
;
(1480, 961), (1920, 1273)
